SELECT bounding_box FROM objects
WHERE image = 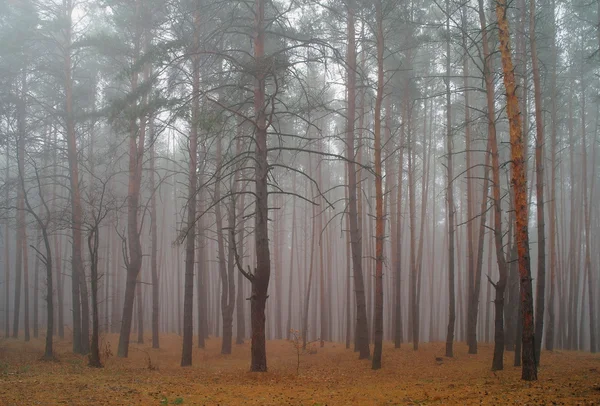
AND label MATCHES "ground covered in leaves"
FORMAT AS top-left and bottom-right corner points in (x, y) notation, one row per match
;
(0, 333), (599, 405)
